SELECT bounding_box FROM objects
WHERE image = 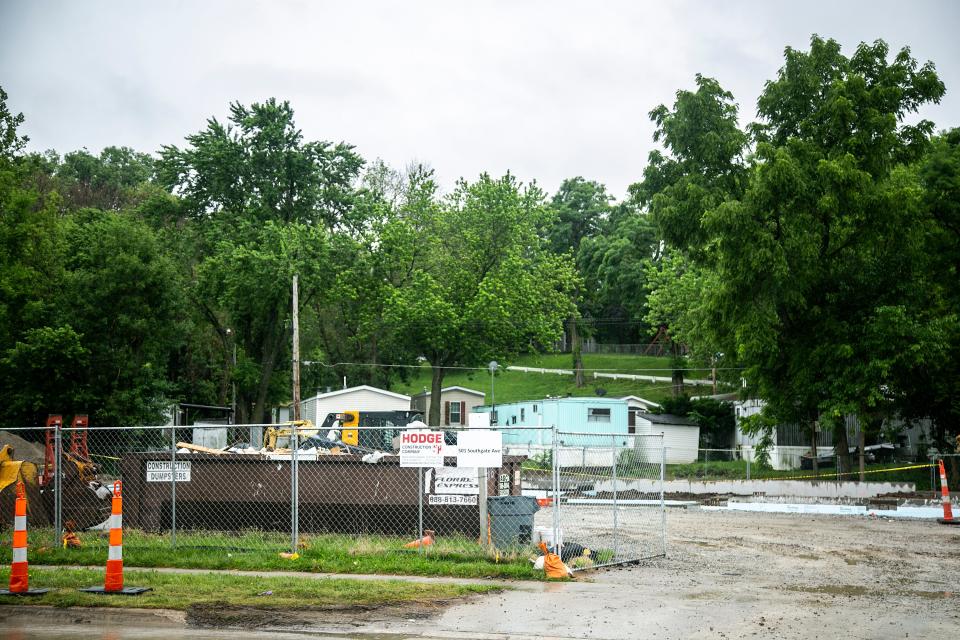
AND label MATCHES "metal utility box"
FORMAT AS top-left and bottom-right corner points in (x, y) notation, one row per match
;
(487, 495), (540, 549)
(120, 453), (526, 538)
